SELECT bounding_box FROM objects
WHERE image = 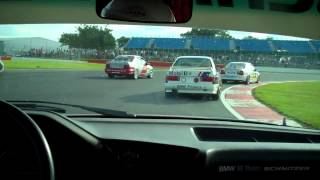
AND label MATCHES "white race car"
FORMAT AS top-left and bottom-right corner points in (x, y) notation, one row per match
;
(221, 62), (260, 84)
(105, 55), (153, 79)
(164, 56), (222, 100)
(0, 60), (4, 73)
